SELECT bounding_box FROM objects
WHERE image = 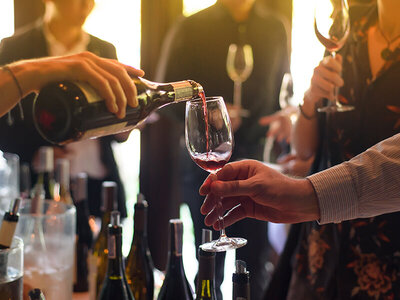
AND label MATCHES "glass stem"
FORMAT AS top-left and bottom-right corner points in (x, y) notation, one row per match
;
(233, 81), (242, 108)
(331, 51), (341, 108)
(216, 196), (226, 238)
